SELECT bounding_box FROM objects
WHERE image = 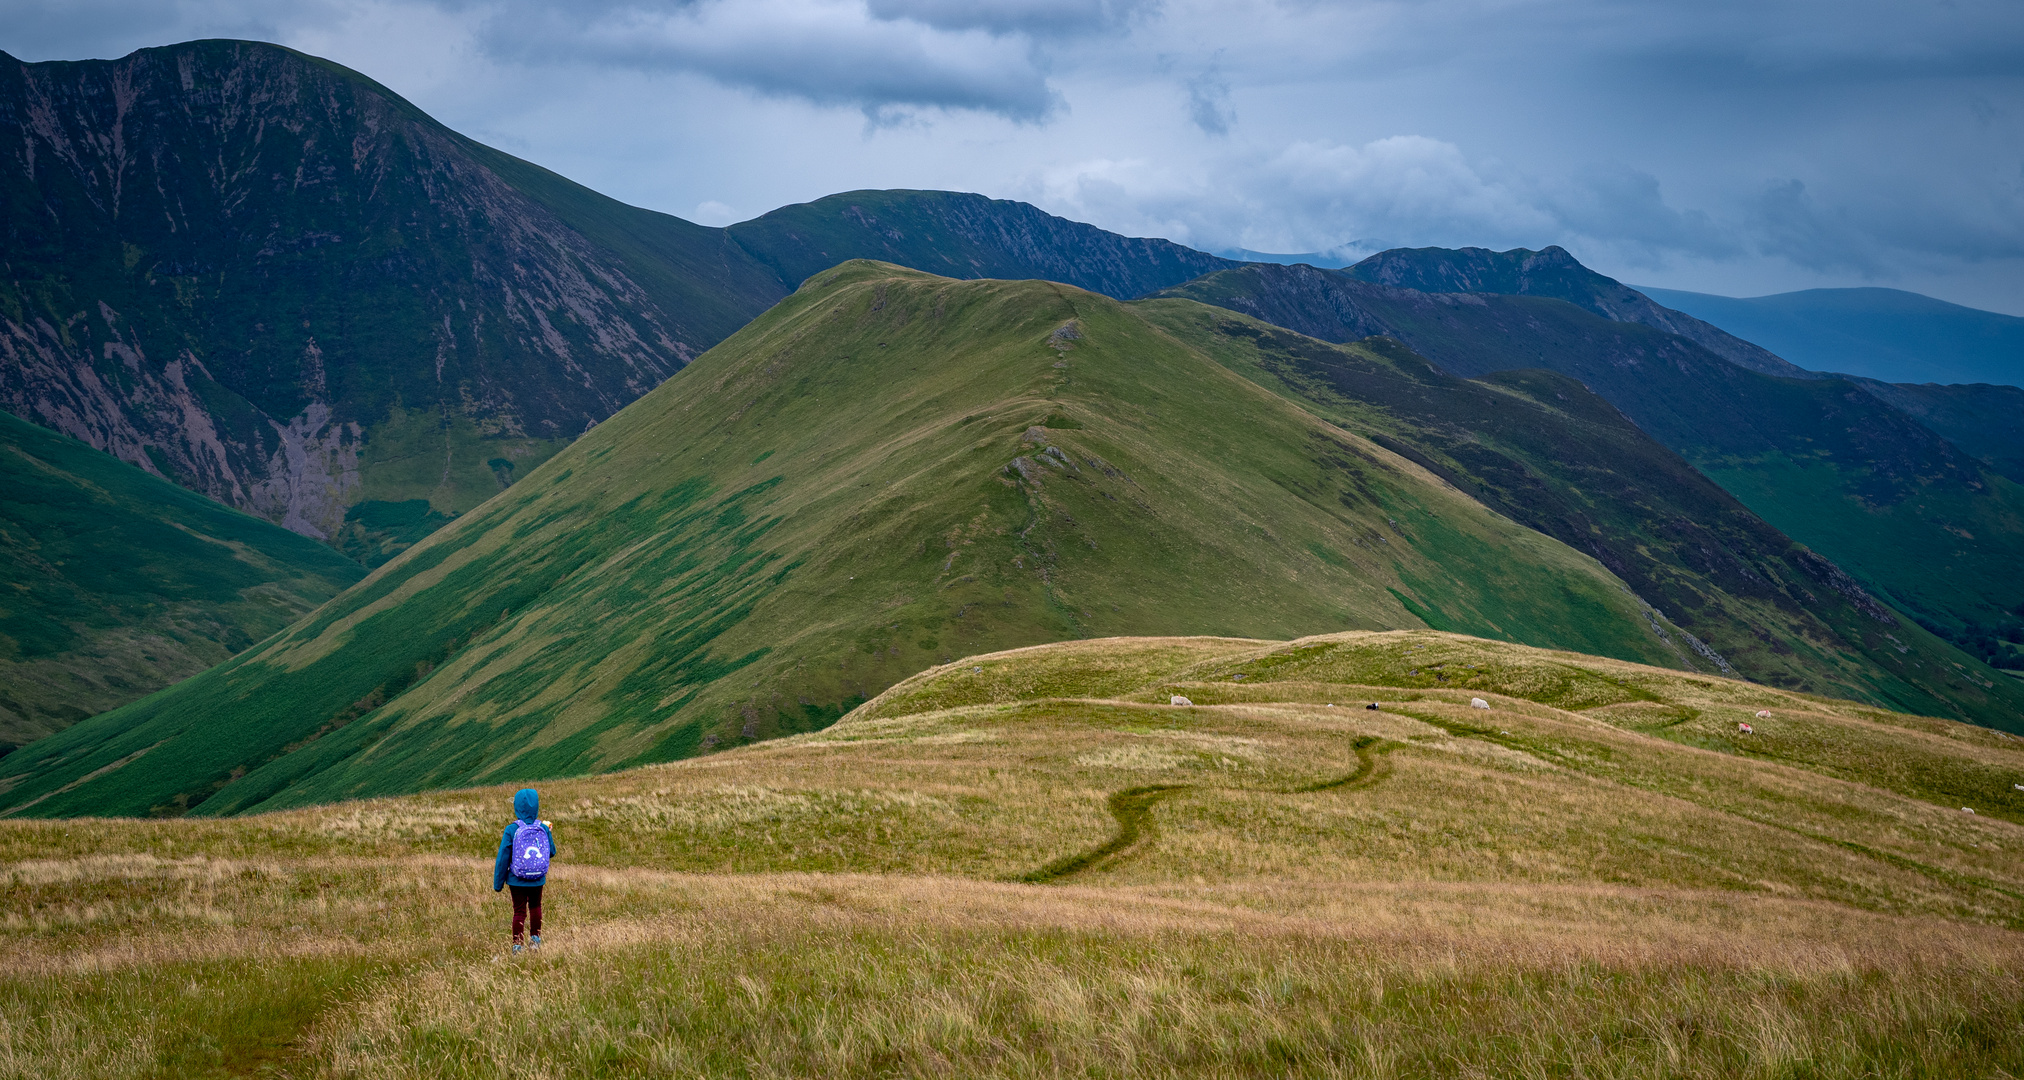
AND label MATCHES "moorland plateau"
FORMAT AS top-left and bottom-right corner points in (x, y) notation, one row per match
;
(3, 631), (2022, 1076)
